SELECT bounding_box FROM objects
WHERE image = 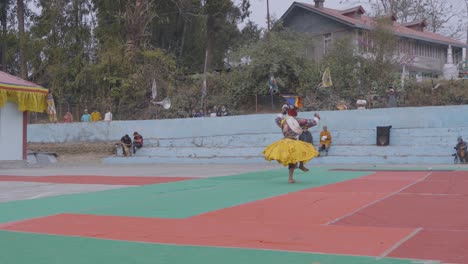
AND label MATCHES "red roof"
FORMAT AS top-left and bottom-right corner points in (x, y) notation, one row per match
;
(288, 2), (467, 48)
(0, 71), (43, 88)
